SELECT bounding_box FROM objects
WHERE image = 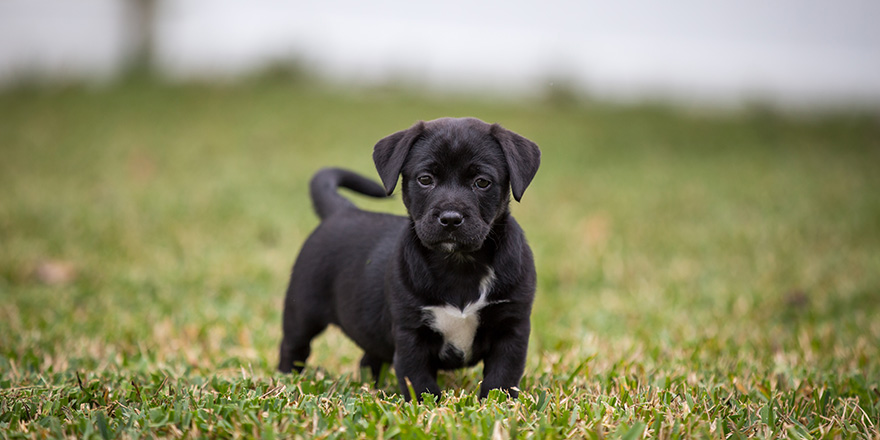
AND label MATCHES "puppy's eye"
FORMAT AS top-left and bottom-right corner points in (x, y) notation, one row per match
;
(475, 178), (491, 189)
(417, 175), (434, 186)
